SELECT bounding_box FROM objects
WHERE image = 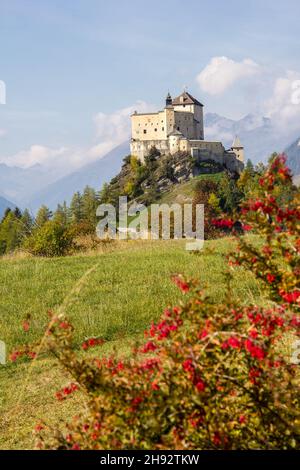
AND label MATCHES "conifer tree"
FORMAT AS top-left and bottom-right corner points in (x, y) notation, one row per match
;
(0, 211), (21, 254)
(20, 208), (34, 237)
(70, 192), (83, 224)
(35, 205), (52, 228)
(53, 202), (69, 226)
(13, 207), (22, 219)
(1, 207), (12, 223)
(82, 186), (98, 227)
